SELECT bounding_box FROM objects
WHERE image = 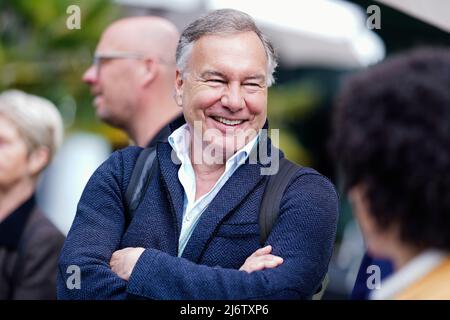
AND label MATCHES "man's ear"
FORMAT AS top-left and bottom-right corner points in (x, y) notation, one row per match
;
(174, 69), (184, 106)
(141, 58), (157, 86)
(27, 147), (50, 176)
